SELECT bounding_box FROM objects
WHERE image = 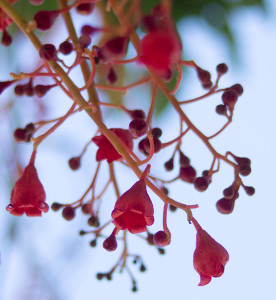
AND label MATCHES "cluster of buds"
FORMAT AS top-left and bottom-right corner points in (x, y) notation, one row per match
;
(0, 0), (254, 292)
